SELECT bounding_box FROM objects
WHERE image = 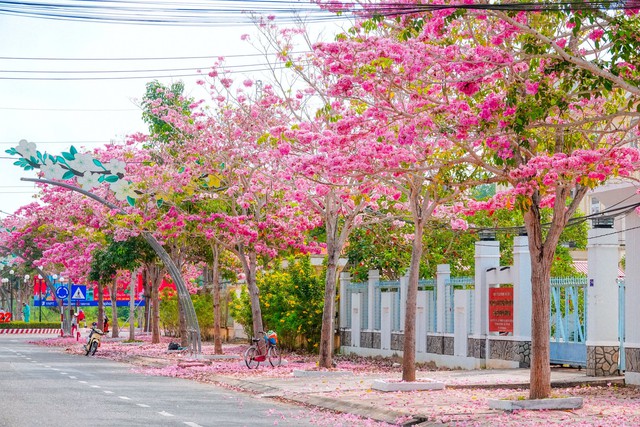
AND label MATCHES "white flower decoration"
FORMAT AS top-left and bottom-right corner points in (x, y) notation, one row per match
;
(40, 161), (66, 180)
(110, 179), (137, 201)
(77, 172), (102, 190)
(17, 139), (38, 160)
(106, 159), (126, 175)
(67, 153), (95, 173)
